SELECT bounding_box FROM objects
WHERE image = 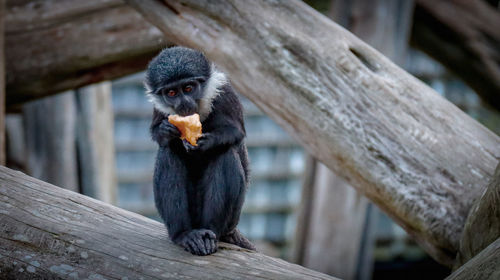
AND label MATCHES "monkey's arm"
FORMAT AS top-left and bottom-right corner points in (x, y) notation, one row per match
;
(194, 89), (246, 152)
